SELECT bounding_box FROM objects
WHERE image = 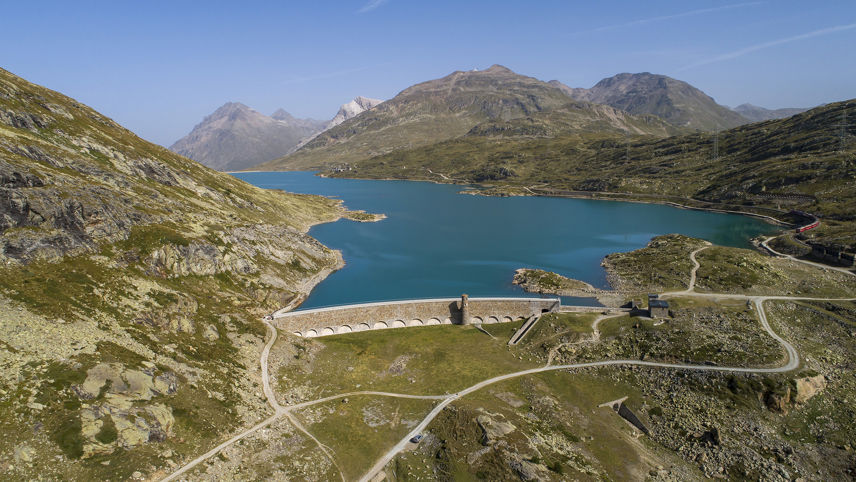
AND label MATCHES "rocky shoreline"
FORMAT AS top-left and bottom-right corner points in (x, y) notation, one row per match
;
(512, 268), (624, 306)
